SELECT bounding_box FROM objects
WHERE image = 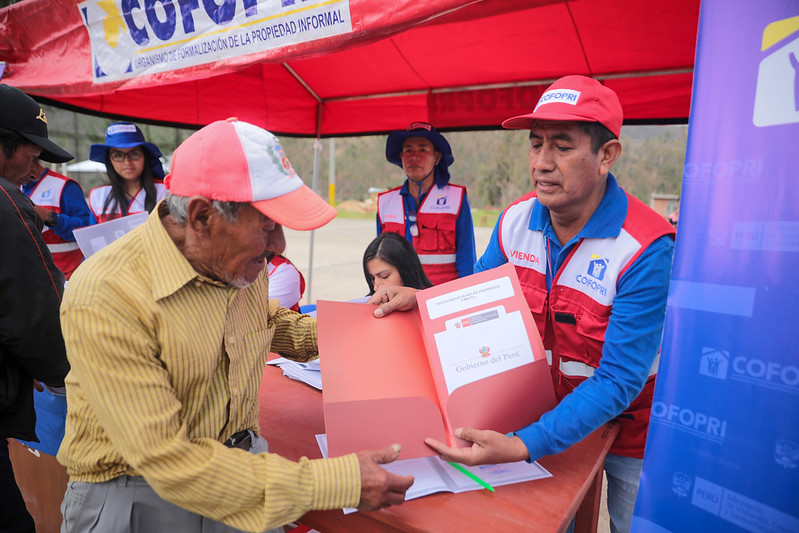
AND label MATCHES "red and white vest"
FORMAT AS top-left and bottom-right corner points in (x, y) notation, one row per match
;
(267, 255), (306, 312)
(26, 170), (84, 280)
(89, 181), (166, 223)
(377, 184), (465, 285)
(499, 192), (675, 457)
